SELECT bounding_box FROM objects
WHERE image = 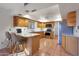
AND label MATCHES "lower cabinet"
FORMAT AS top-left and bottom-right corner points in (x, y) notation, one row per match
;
(32, 35), (41, 55)
(77, 38), (79, 56)
(66, 36), (77, 56)
(33, 32), (45, 39)
(62, 35), (66, 49)
(62, 35), (78, 56)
